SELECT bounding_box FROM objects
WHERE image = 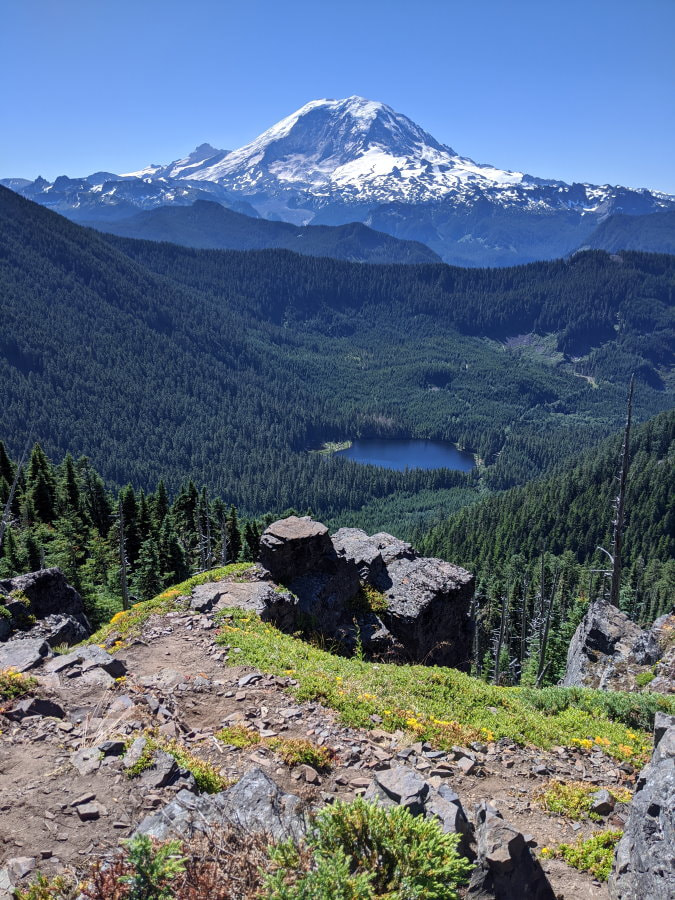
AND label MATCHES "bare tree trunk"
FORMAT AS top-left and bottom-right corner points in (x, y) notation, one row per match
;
(219, 509), (228, 566)
(494, 595), (508, 685)
(520, 574), (530, 671)
(0, 443), (30, 555)
(118, 501), (131, 611)
(536, 569), (559, 686)
(610, 376), (634, 607)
